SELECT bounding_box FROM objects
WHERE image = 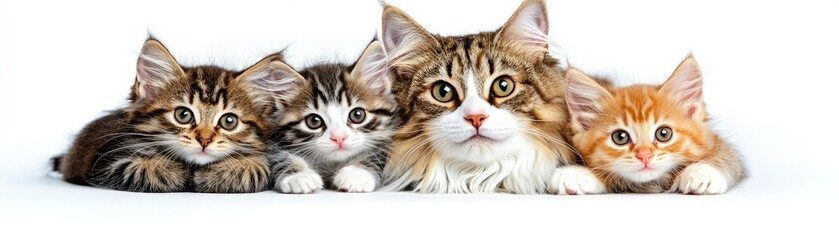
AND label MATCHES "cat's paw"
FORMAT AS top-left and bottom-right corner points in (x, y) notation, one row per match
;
(193, 157), (270, 193)
(548, 165), (606, 195)
(671, 163), (729, 195)
(333, 165), (377, 193)
(277, 171), (323, 194)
